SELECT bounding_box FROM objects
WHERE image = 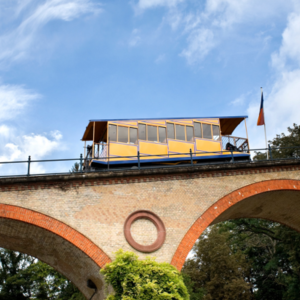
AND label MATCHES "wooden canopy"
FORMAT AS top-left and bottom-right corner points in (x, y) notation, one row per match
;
(219, 117), (245, 135)
(82, 121), (107, 142)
